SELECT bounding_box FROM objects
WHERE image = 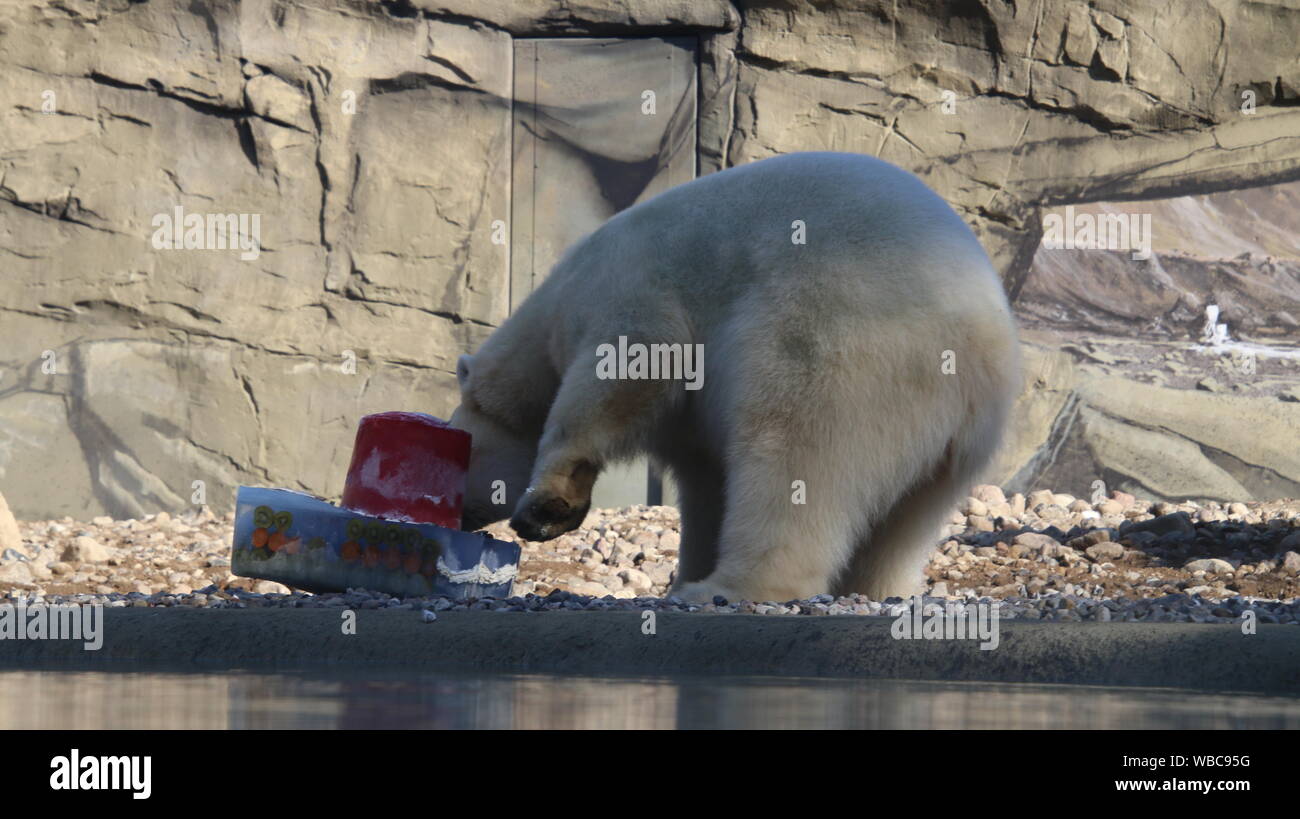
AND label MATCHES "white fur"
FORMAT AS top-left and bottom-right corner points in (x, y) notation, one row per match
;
(450, 152), (1022, 603)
